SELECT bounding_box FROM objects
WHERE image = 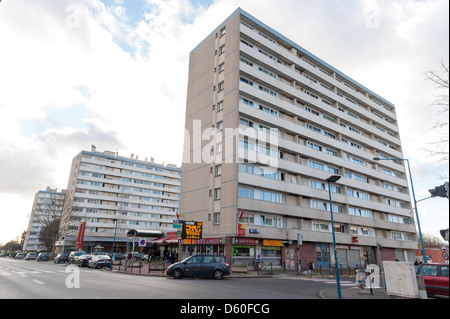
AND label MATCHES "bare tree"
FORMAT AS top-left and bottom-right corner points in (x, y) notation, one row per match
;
(34, 193), (65, 255)
(422, 233), (445, 246)
(424, 59), (449, 162)
(35, 193), (78, 255)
